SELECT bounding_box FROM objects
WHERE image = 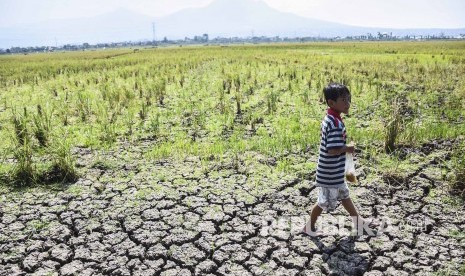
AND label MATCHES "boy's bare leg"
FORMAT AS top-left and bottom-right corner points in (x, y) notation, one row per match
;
(303, 204), (322, 234)
(341, 197), (362, 227)
(341, 197), (377, 235)
(310, 204), (323, 231)
(341, 197), (359, 217)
